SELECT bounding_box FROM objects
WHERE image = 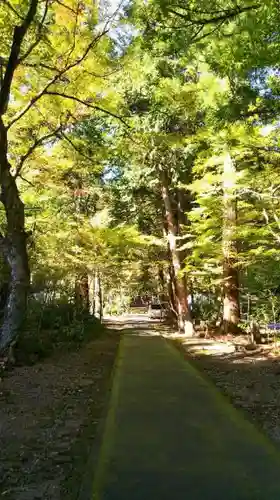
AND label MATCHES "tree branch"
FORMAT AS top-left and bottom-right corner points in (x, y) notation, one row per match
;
(7, 29), (109, 129)
(54, 0), (77, 15)
(273, 212), (280, 230)
(171, 3), (253, 16)
(83, 67), (122, 79)
(0, 0), (39, 115)
(168, 4), (260, 26)
(15, 123), (64, 176)
(45, 91), (130, 126)
(18, 174), (35, 187)
(190, 20), (224, 43)
(262, 208), (280, 243)
(65, 4), (79, 65)
(19, 0), (50, 63)
(3, 0), (25, 21)
(60, 132), (97, 164)
(24, 62), (60, 72)
(189, 25), (204, 42)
